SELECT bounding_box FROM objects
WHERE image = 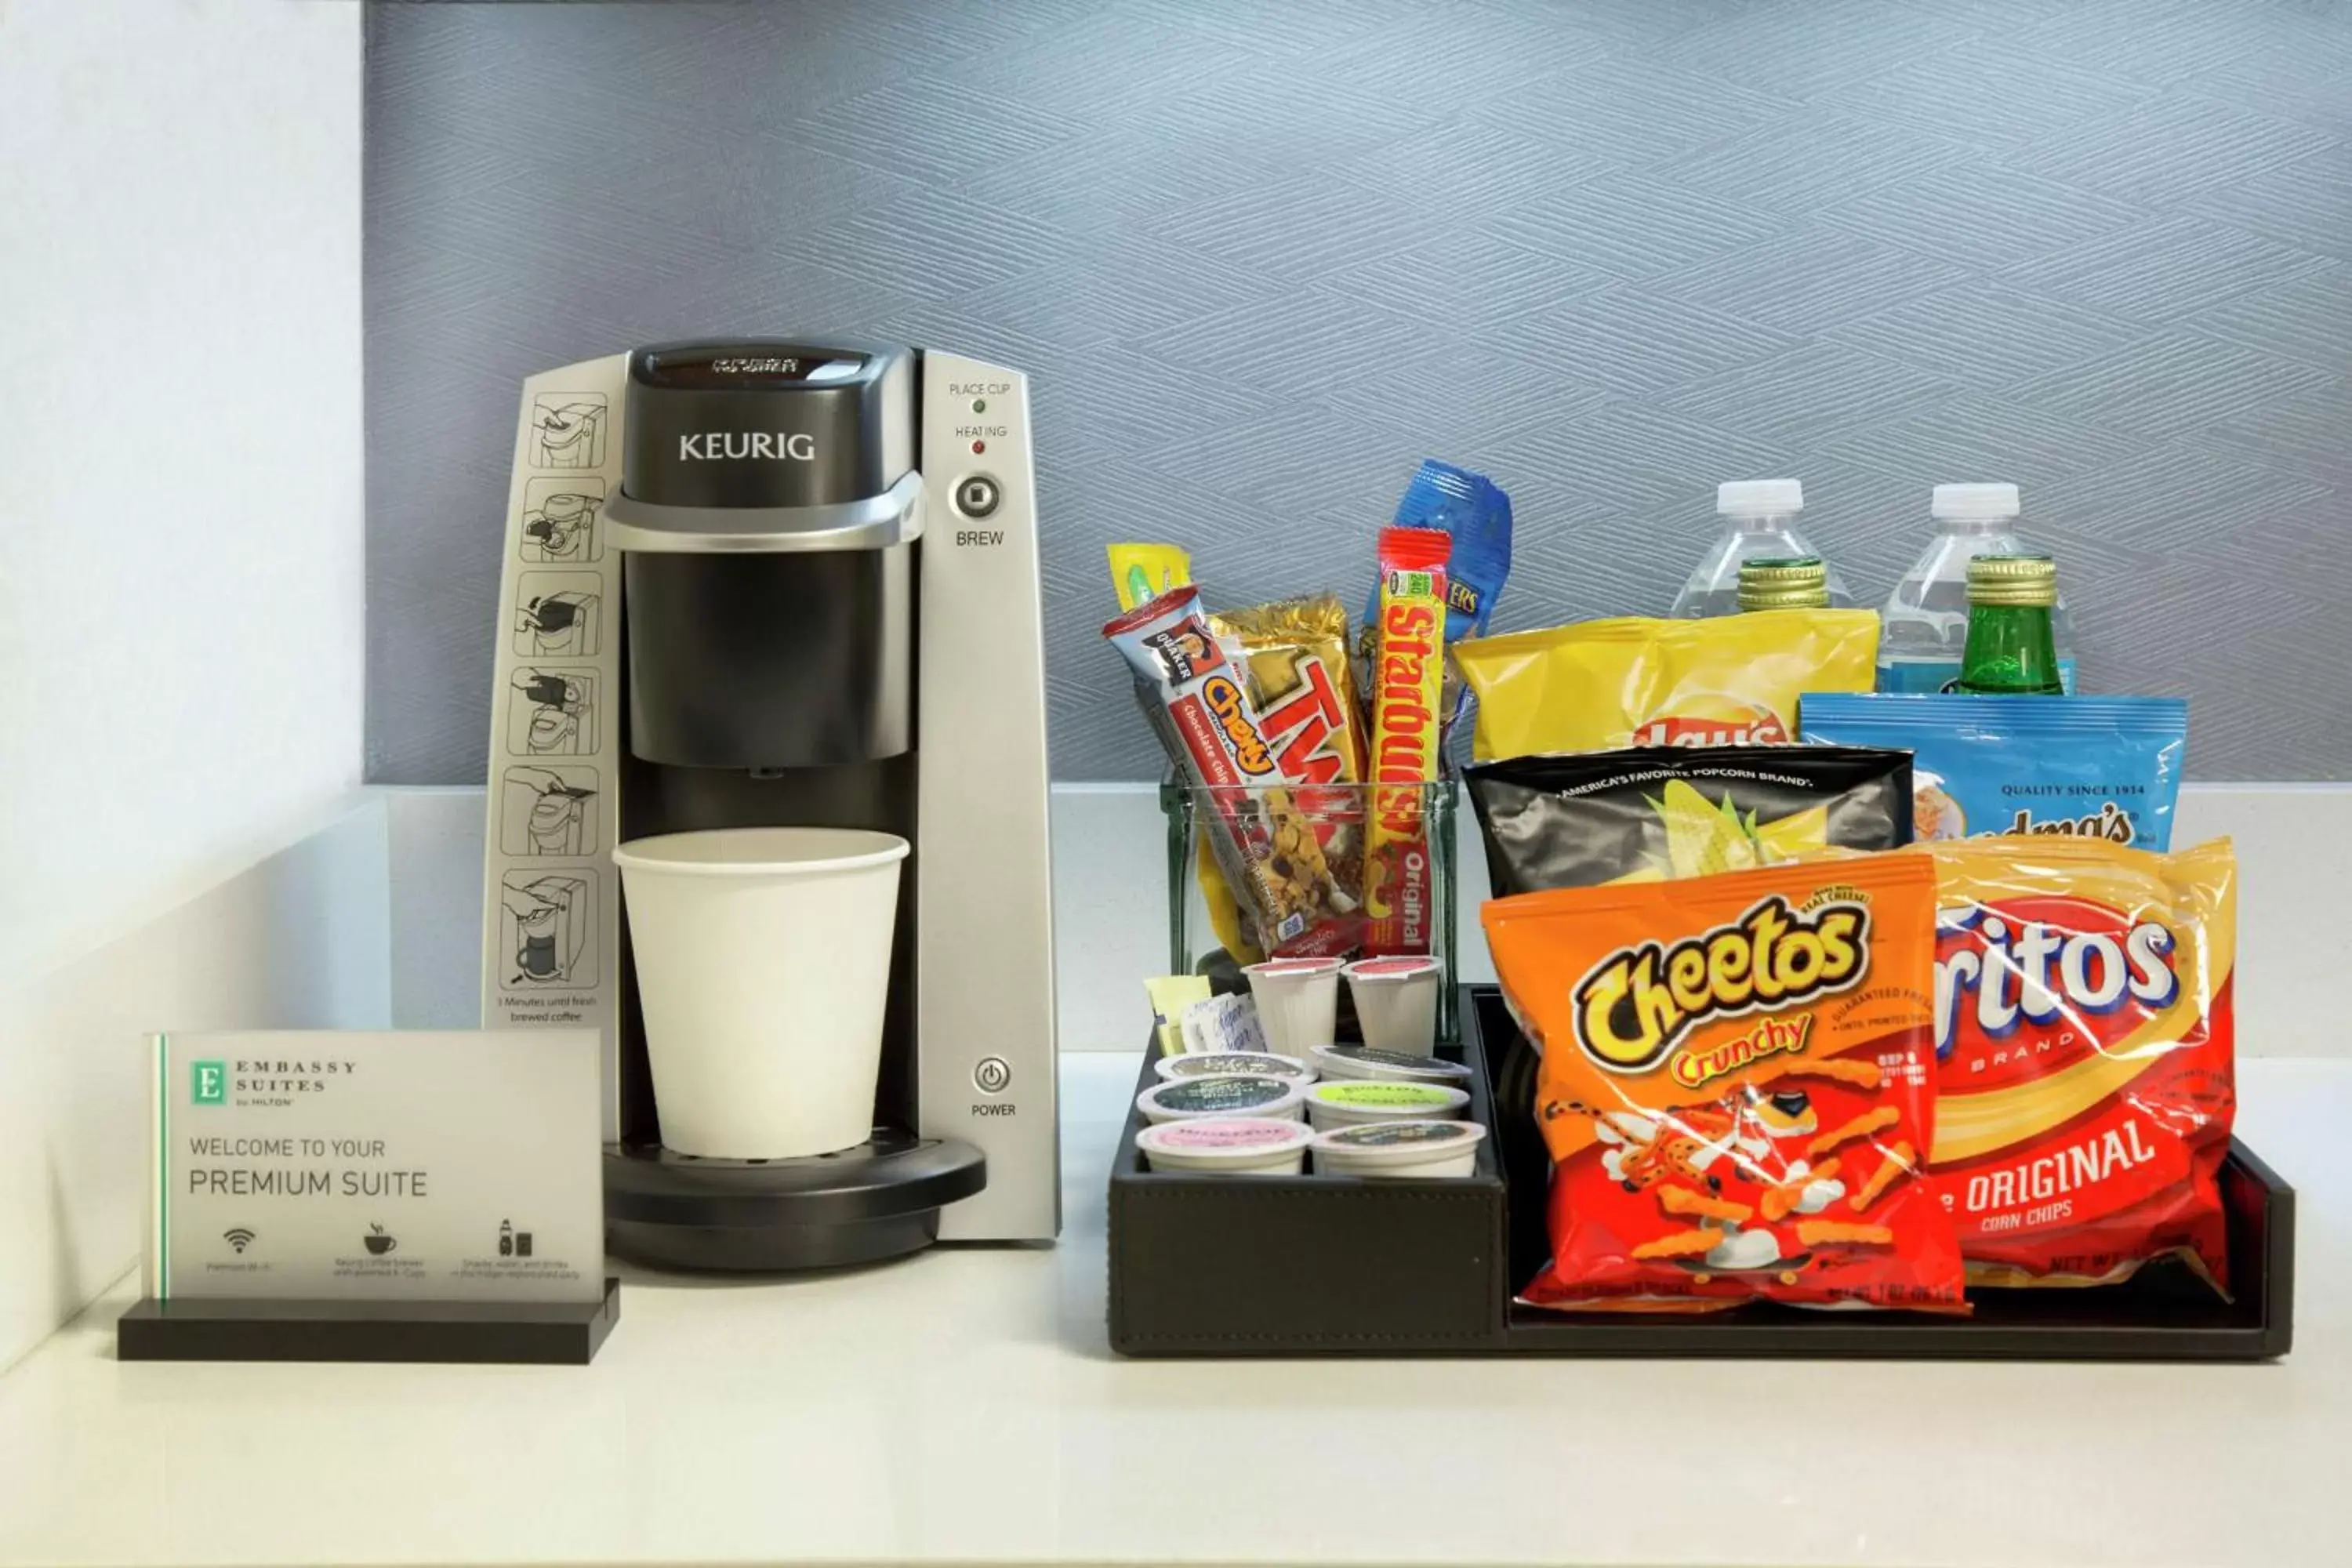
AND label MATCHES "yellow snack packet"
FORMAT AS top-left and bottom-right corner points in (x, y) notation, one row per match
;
(1109, 542), (1192, 612)
(1454, 609), (1878, 762)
